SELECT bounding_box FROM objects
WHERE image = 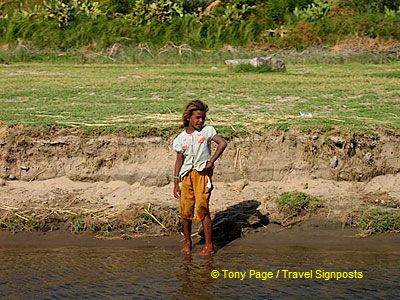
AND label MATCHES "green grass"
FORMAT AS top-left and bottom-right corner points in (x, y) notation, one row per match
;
(0, 215), (41, 233)
(277, 191), (321, 218)
(0, 62), (400, 137)
(359, 208), (400, 236)
(229, 64), (284, 73)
